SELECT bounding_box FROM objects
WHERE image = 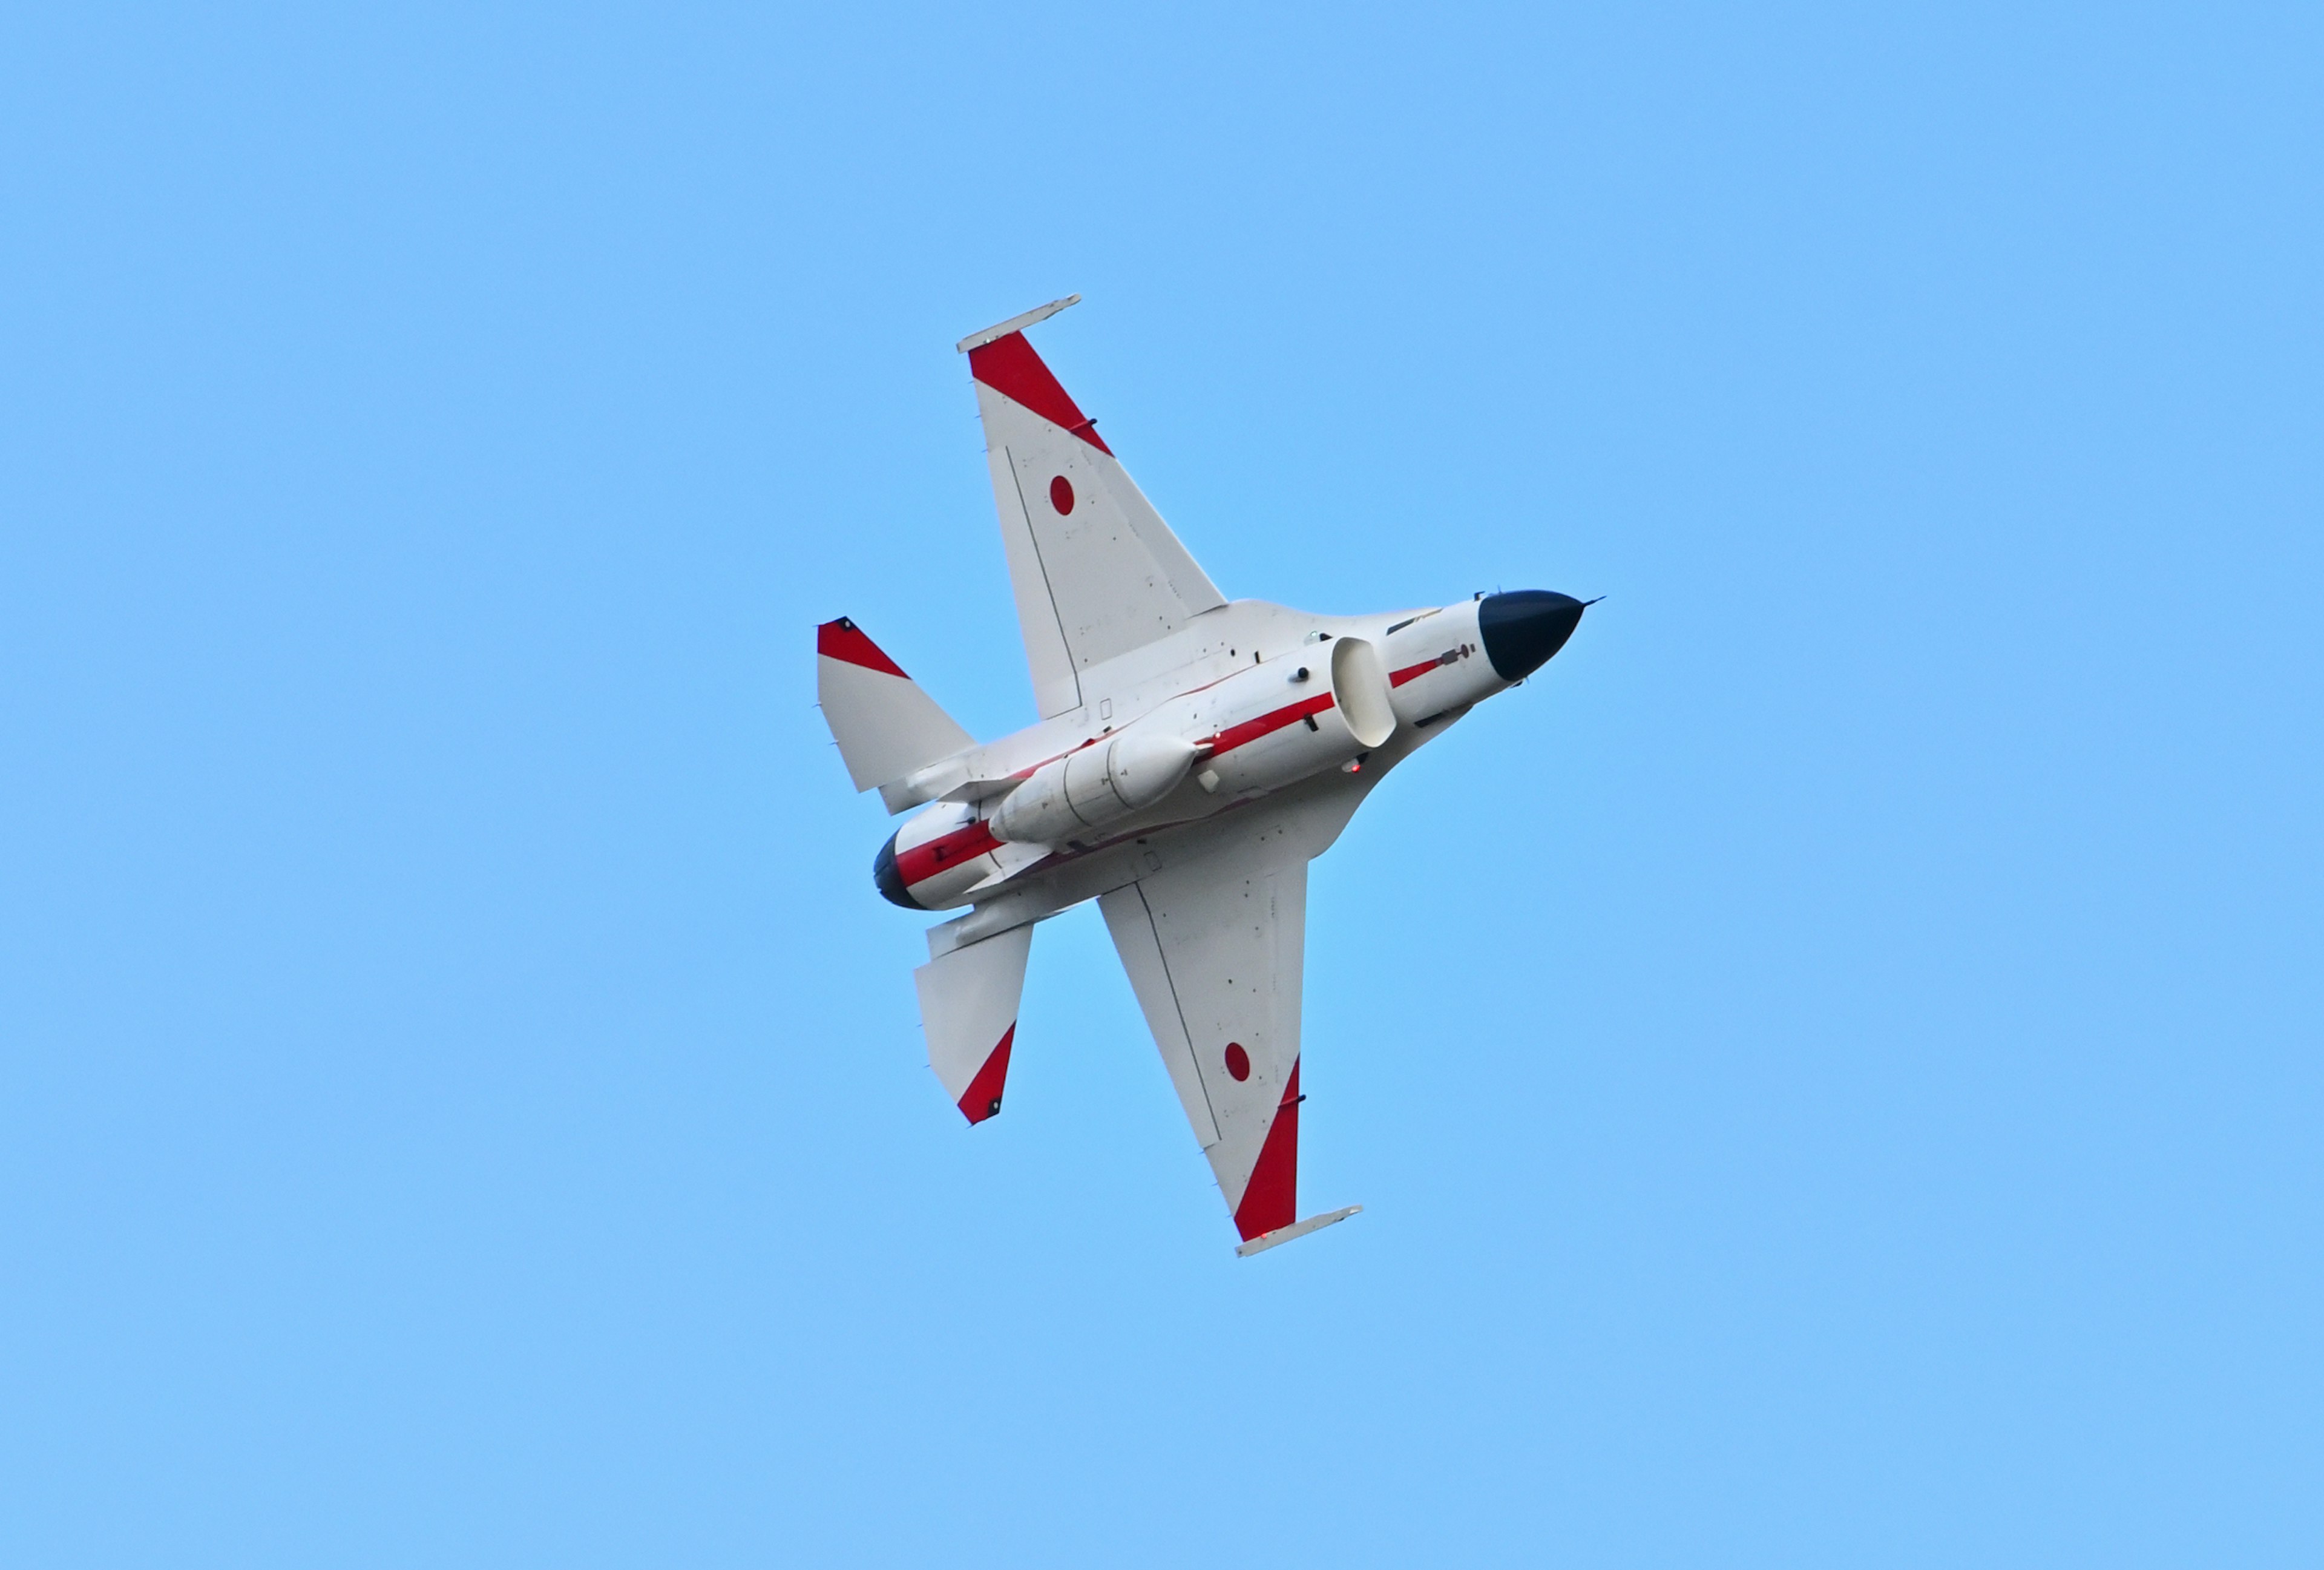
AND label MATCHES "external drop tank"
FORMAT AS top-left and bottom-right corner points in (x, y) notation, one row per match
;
(989, 634), (1396, 847)
(989, 729), (1201, 844)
